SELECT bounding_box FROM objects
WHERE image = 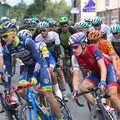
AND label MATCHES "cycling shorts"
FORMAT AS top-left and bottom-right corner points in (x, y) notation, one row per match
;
(86, 63), (118, 87)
